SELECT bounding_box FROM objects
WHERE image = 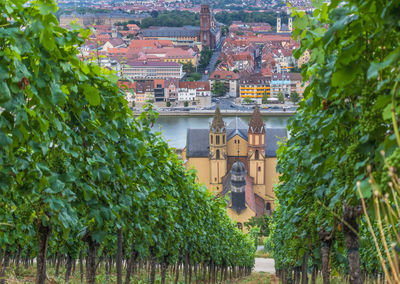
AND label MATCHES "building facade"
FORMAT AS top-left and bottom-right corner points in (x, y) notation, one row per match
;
(239, 73), (271, 103)
(209, 71), (240, 97)
(122, 61), (183, 80)
(183, 106), (287, 229)
(199, 4), (221, 49)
